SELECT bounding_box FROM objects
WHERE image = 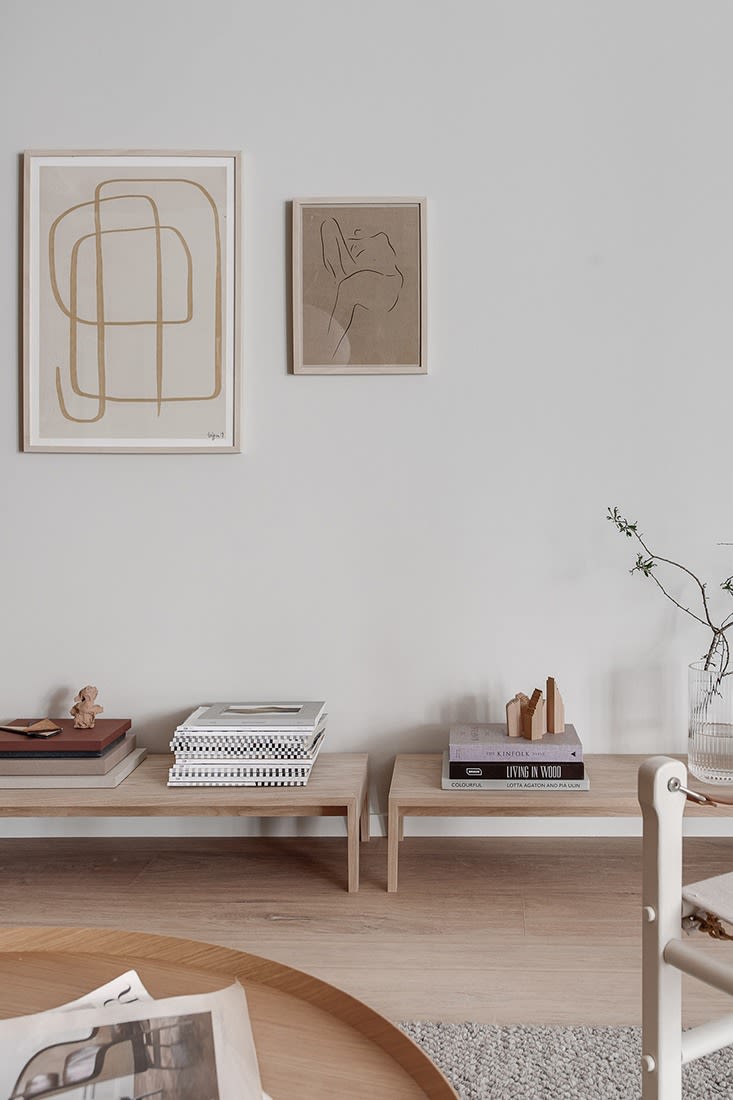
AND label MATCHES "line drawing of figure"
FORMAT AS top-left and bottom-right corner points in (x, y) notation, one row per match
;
(319, 217), (404, 360)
